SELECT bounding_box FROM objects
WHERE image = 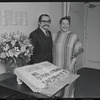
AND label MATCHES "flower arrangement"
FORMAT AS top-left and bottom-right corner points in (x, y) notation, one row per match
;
(0, 31), (34, 73)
